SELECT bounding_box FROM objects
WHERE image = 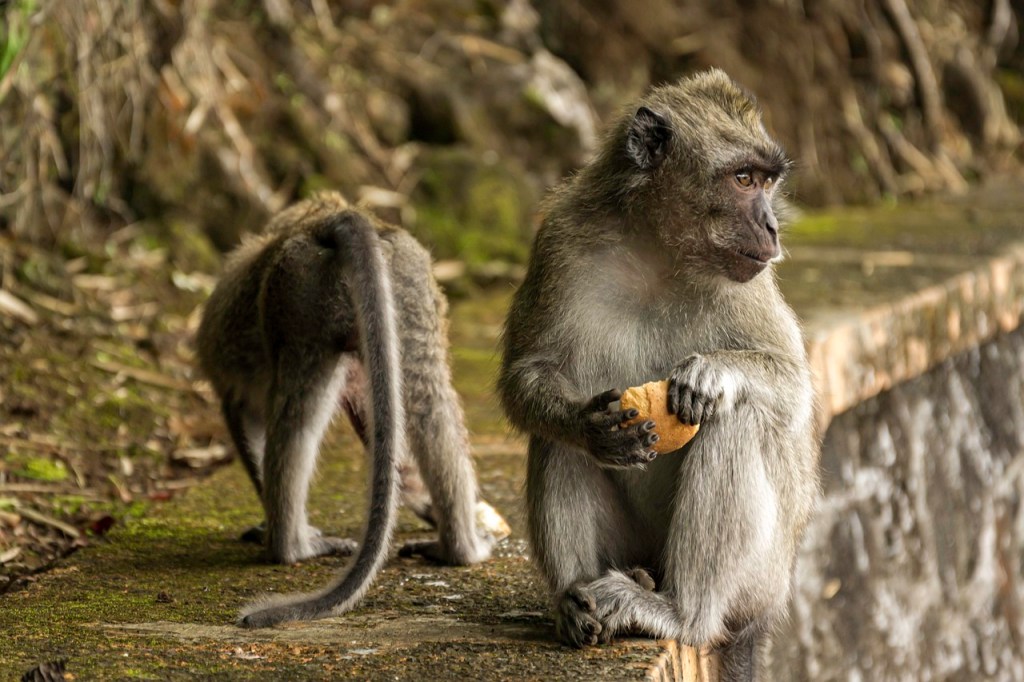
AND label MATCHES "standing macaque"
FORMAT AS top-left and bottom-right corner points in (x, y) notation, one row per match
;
(499, 69), (819, 680)
(197, 193), (508, 628)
